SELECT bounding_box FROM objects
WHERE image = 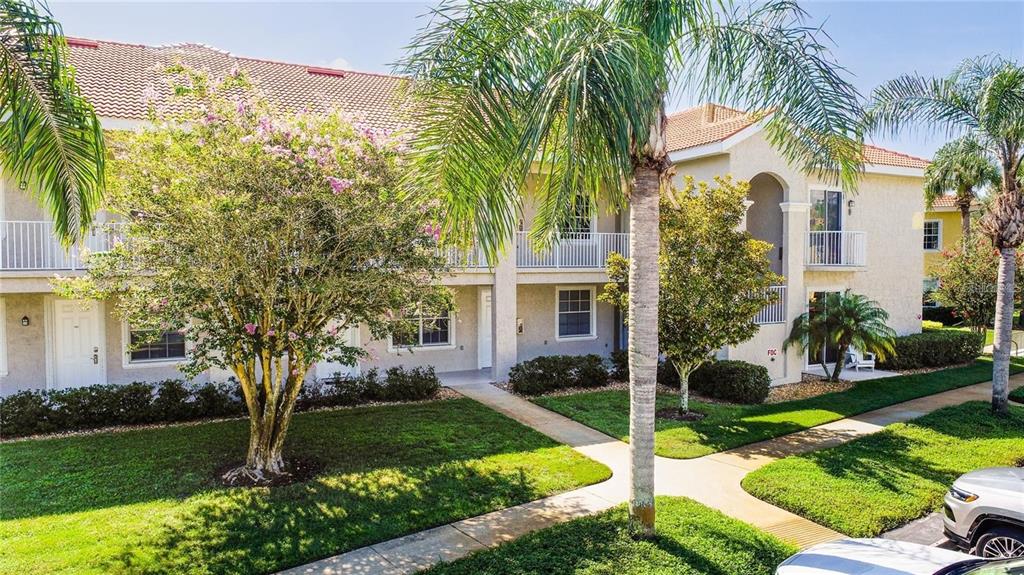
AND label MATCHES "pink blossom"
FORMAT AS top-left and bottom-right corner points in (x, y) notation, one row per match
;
(235, 99), (248, 115)
(327, 177), (353, 194)
(327, 325), (340, 336)
(141, 85), (158, 105)
(240, 135), (254, 144)
(288, 331), (299, 341)
(244, 323), (257, 335)
(266, 329), (276, 337)
(422, 223), (441, 241)
(228, 64), (241, 78)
